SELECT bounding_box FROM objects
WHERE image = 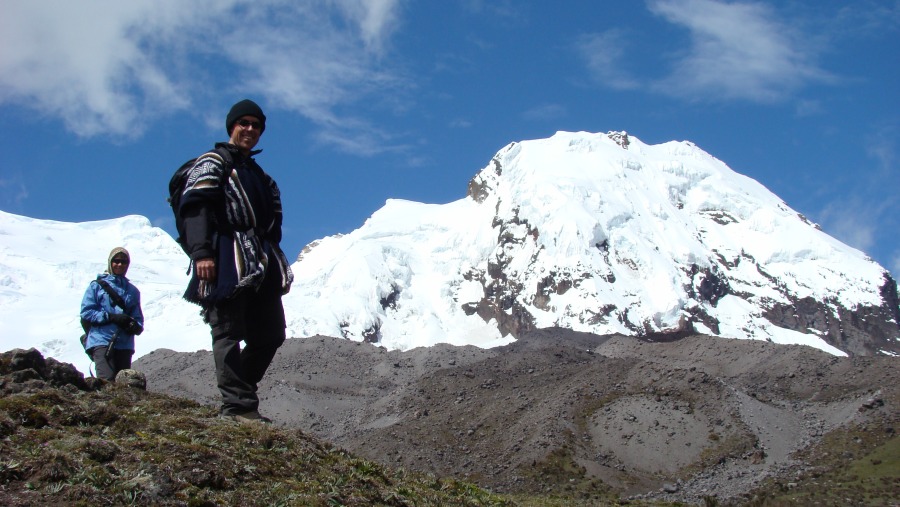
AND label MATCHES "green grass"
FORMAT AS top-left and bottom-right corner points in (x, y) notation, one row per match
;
(741, 426), (900, 506)
(0, 381), (515, 506)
